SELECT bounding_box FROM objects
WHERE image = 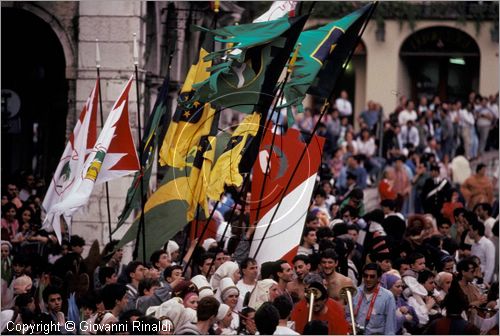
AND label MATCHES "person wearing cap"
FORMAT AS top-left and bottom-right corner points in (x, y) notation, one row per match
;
(214, 303), (235, 334)
(216, 277), (240, 333)
(191, 275), (214, 299)
(176, 296), (220, 335)
(421, 163), (451, 221)
(248, 279), (279, 310)
(290, 280), (349, 335)
(348, 263), (397, 335)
